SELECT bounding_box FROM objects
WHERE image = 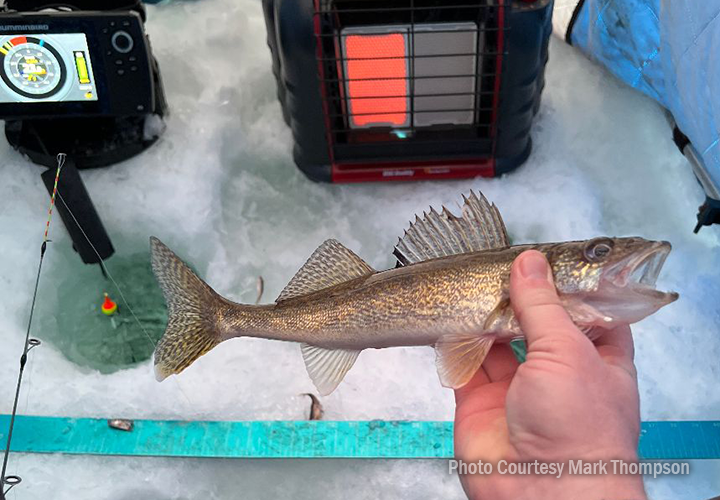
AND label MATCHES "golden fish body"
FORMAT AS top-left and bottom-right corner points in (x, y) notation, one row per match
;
(218, 249), (521, 349)
(150, 192), (677, 395)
